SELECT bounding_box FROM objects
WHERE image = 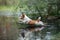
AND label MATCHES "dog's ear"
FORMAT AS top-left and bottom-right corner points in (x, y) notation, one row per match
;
(22, 13), (25, 17)
(21, 13), (25, 19)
